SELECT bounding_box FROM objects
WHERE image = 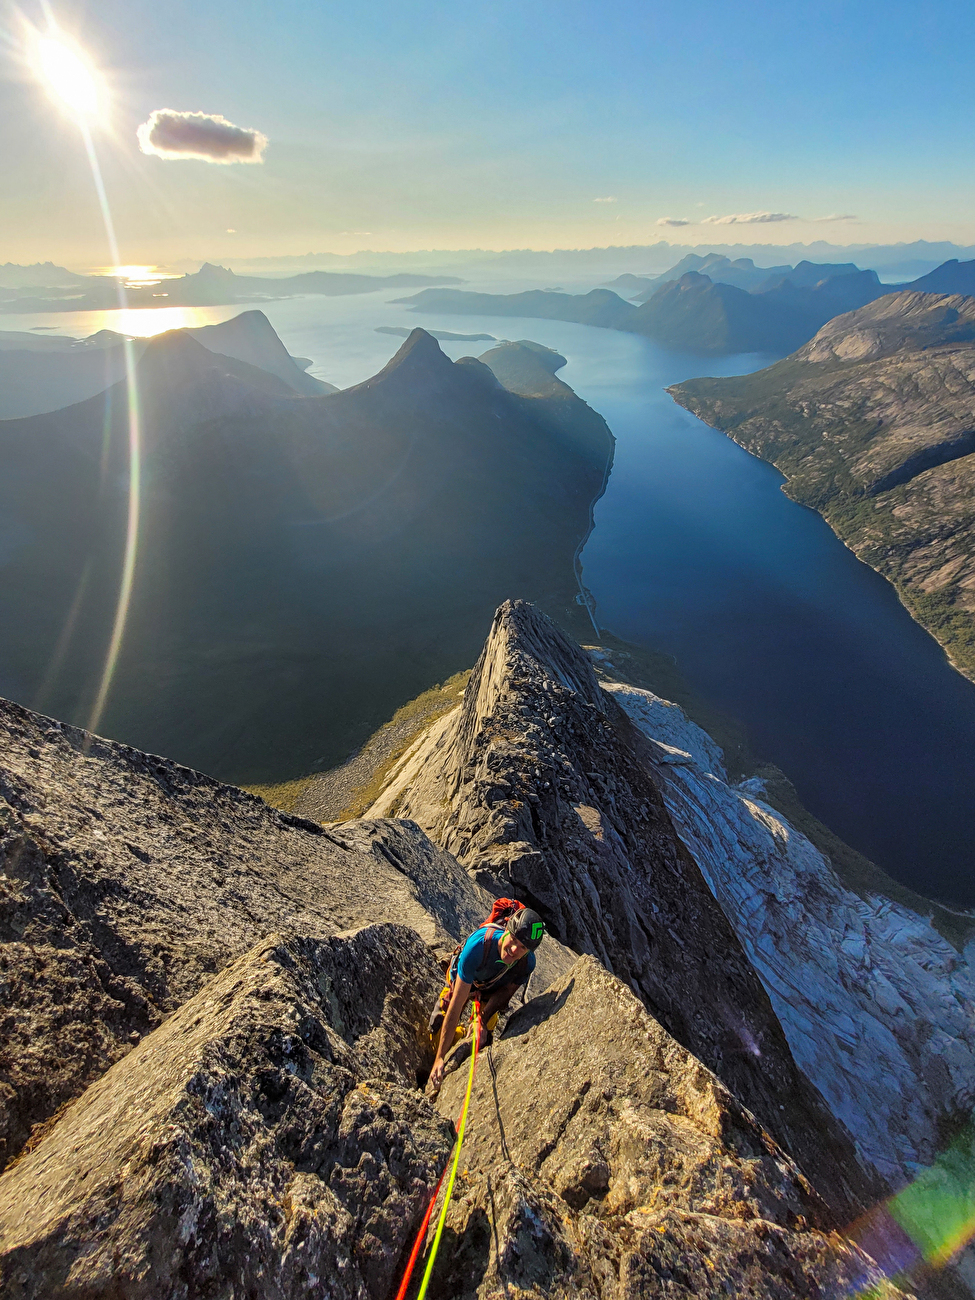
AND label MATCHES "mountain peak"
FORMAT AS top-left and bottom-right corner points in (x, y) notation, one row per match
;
(194, 262), (237, 281)
(365, 327), (455, 384)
